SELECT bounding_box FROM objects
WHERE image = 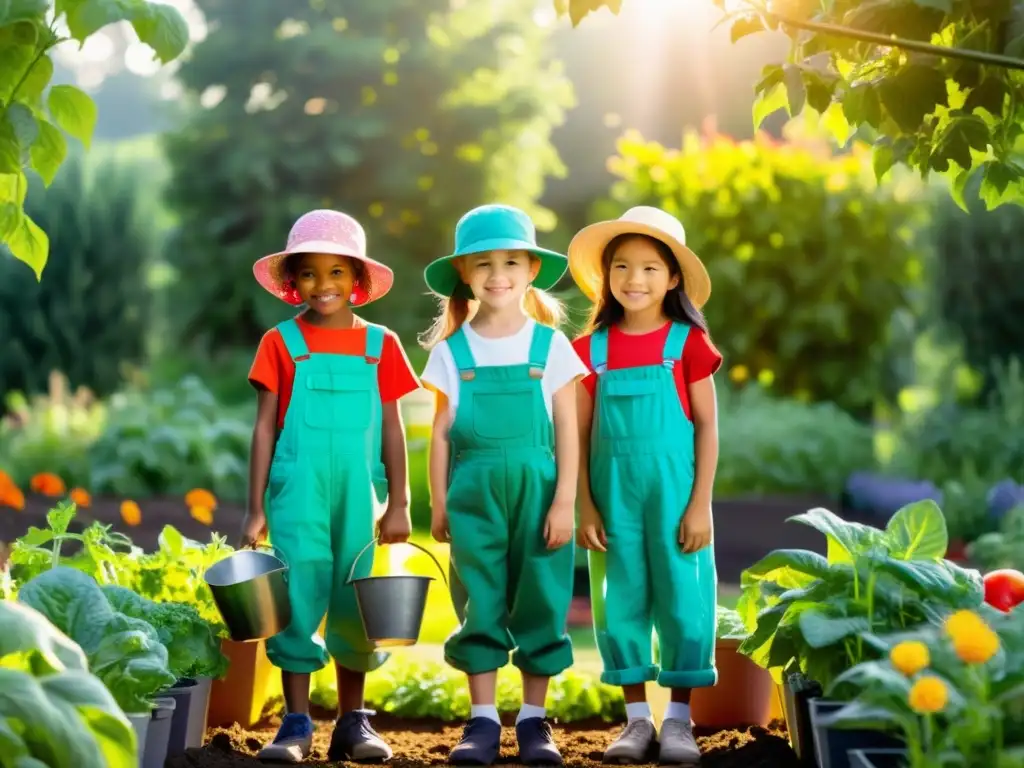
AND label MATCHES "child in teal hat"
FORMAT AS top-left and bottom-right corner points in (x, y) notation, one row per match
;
(419, 204), (587, 766)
